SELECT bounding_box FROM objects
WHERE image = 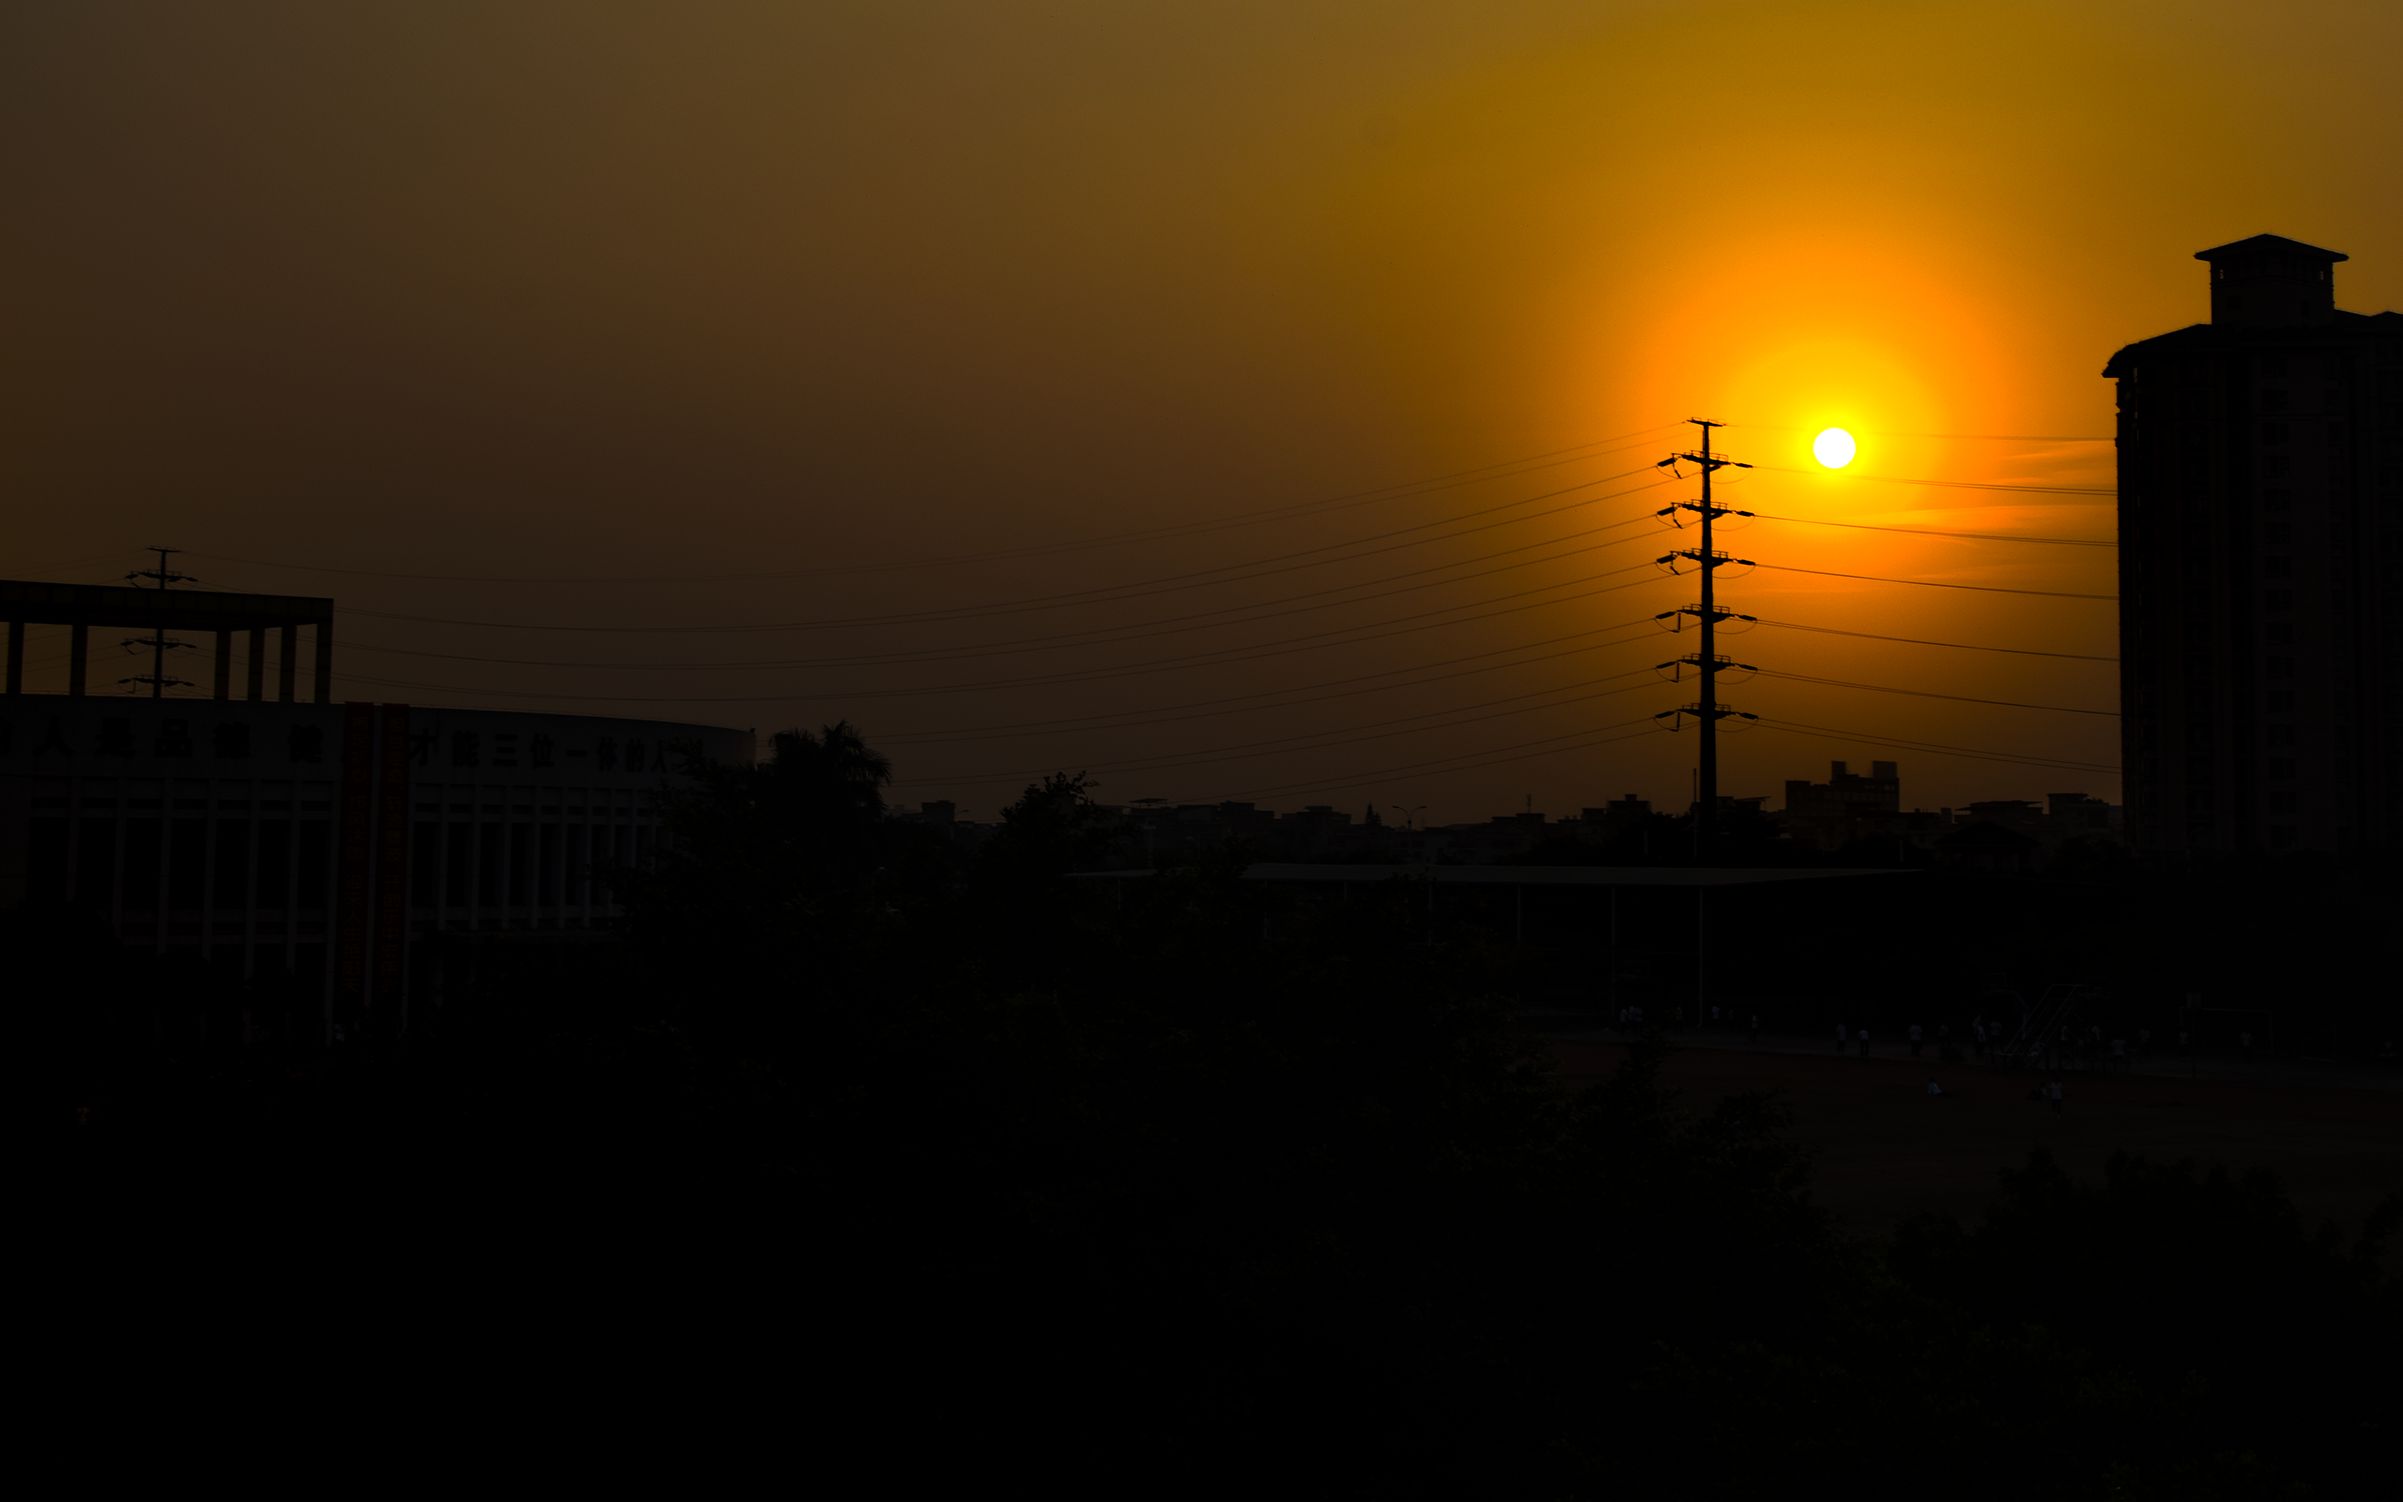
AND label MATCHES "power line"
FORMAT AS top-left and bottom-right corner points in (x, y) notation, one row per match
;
(1748, 463), (2113, 496)
(905, 674), (1663, 787)
(1751, 513), (2114, 548)
(1729, 424), (2114, 444)
(1754, 669), (2118, 717)
(339, 515), (1672, 674)
(184, 422), (1687, 586)
(1, 550), (135, 579)
(1752, 717), (2119, 776)
(1753, 563), (2115, 601)
(1752, 618), (2116, 663)
(880, 620), (1666, 746)
(326, 568), (1680, 706)
(335, 470), (1676, 636)
(1197, 720), (1666, 805)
